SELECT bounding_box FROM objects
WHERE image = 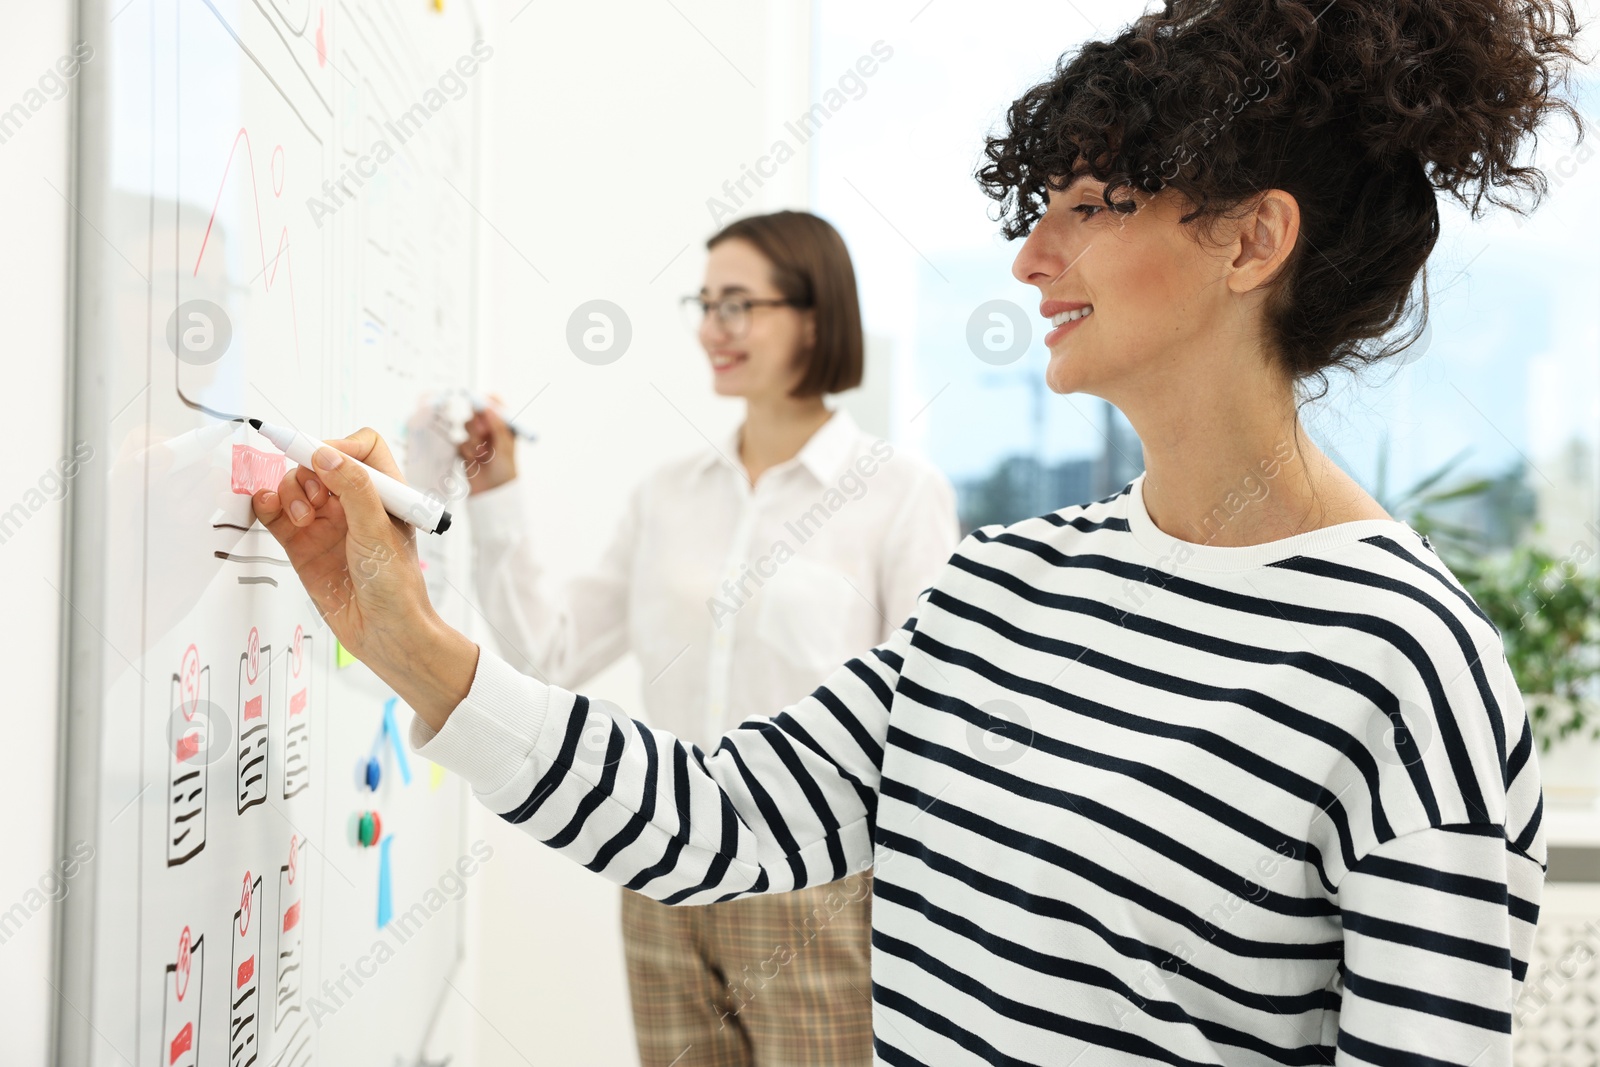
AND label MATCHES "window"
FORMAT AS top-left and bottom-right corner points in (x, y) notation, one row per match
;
(812, 2), (1597, 562)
